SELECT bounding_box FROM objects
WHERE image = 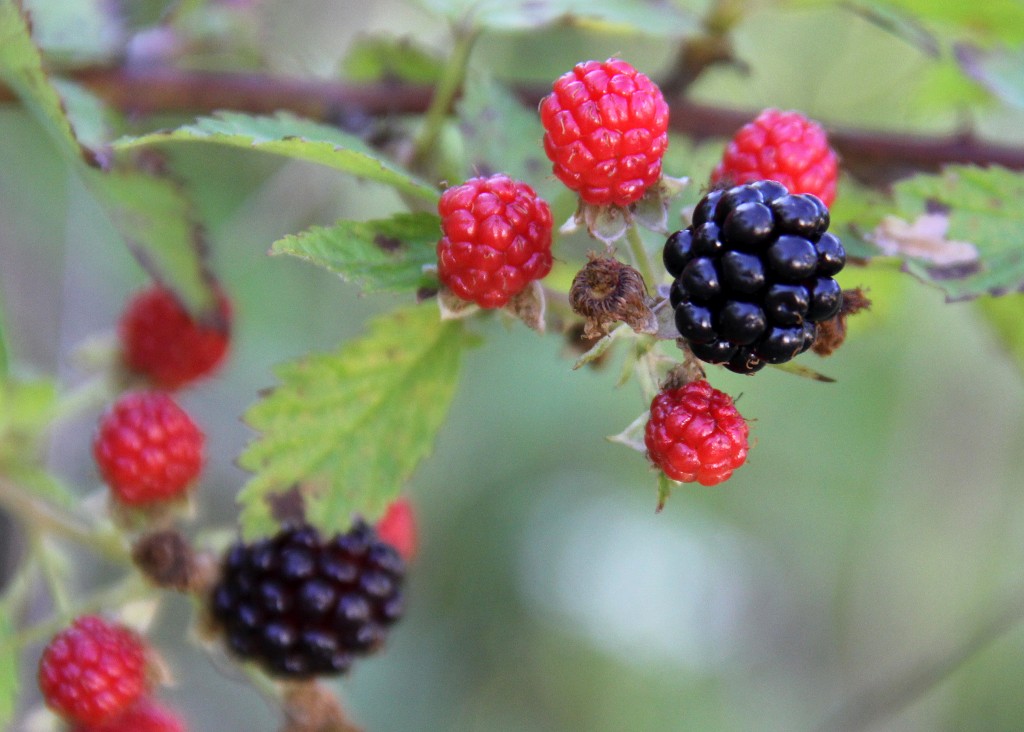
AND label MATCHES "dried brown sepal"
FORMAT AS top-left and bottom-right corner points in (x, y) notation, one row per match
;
(561, 176), (689, 244)
(812, 288), (873, 357)
(132, 529), (216, 594)
(564, 321), (611, 369)
(569, 254), (657, 338)
(505, 280), (546, 332)
(437, 284), (479, 320)
(281, 681), (362, 732)
(660, 355), (706, 391)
